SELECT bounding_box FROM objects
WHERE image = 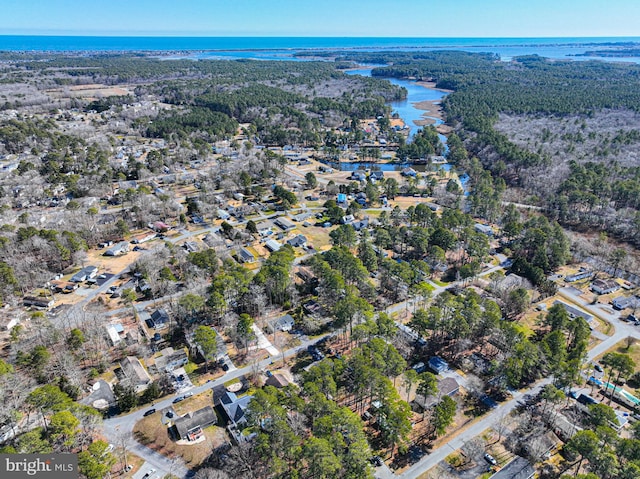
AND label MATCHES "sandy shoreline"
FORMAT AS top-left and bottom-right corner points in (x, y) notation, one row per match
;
(411, 81), (453, 134)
